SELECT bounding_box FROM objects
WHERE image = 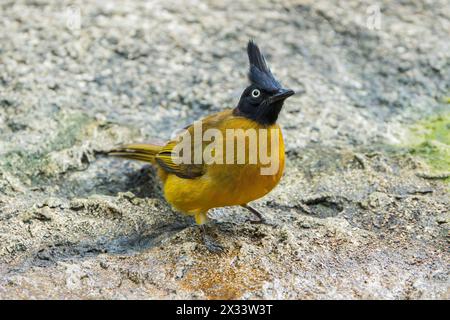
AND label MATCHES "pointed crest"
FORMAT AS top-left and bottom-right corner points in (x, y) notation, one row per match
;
(247, 40), (281, 92)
